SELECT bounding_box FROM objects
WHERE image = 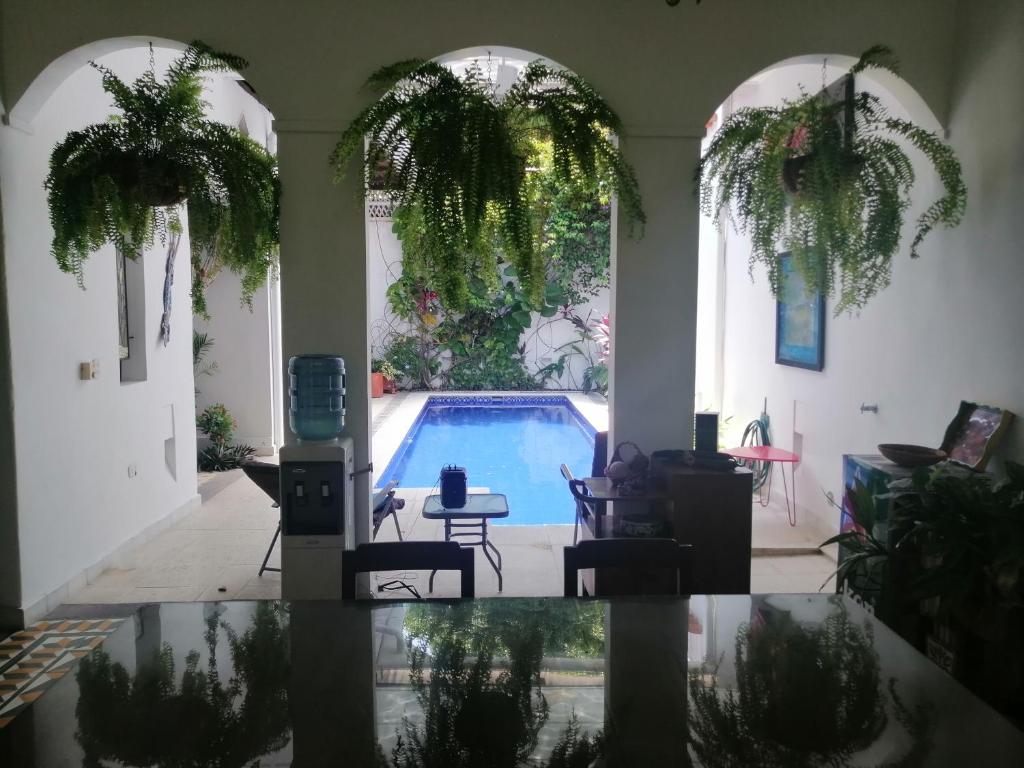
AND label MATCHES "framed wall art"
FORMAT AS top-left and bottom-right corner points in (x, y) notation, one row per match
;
(775, 253), (825, 371)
